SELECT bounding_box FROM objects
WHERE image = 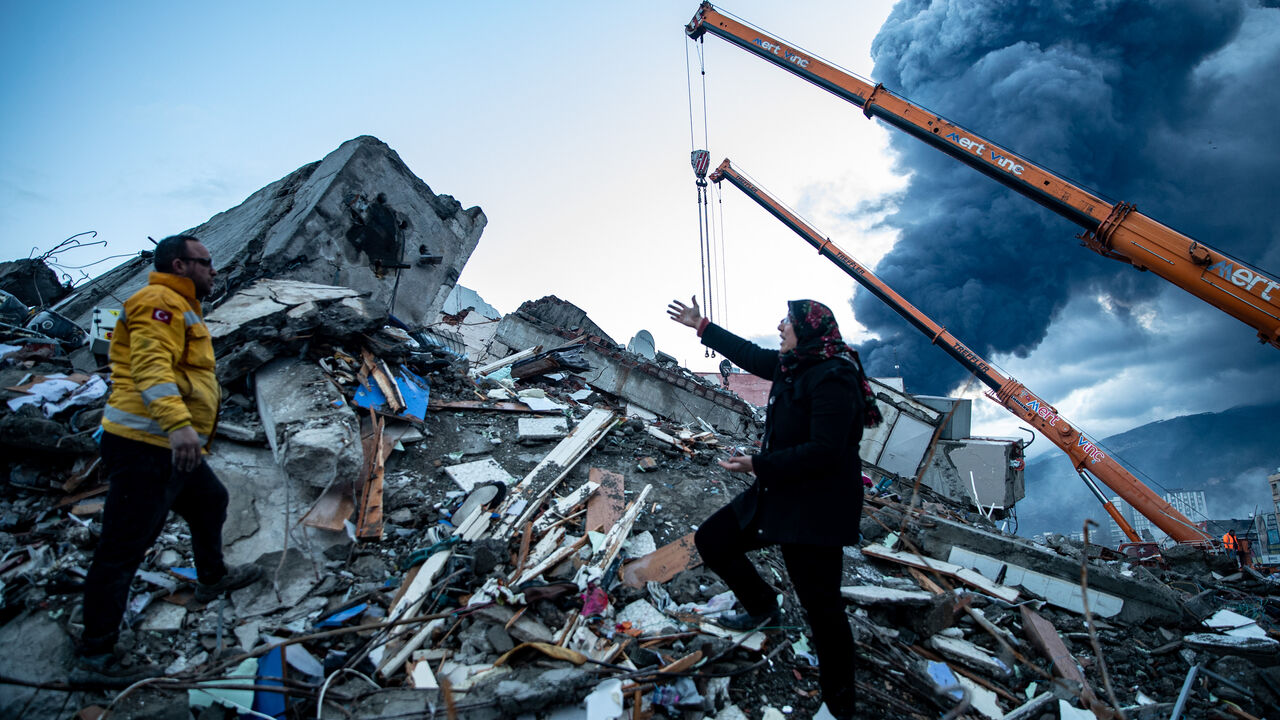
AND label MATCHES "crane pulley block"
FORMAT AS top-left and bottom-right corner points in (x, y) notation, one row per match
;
(691, 149), (711, 186)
